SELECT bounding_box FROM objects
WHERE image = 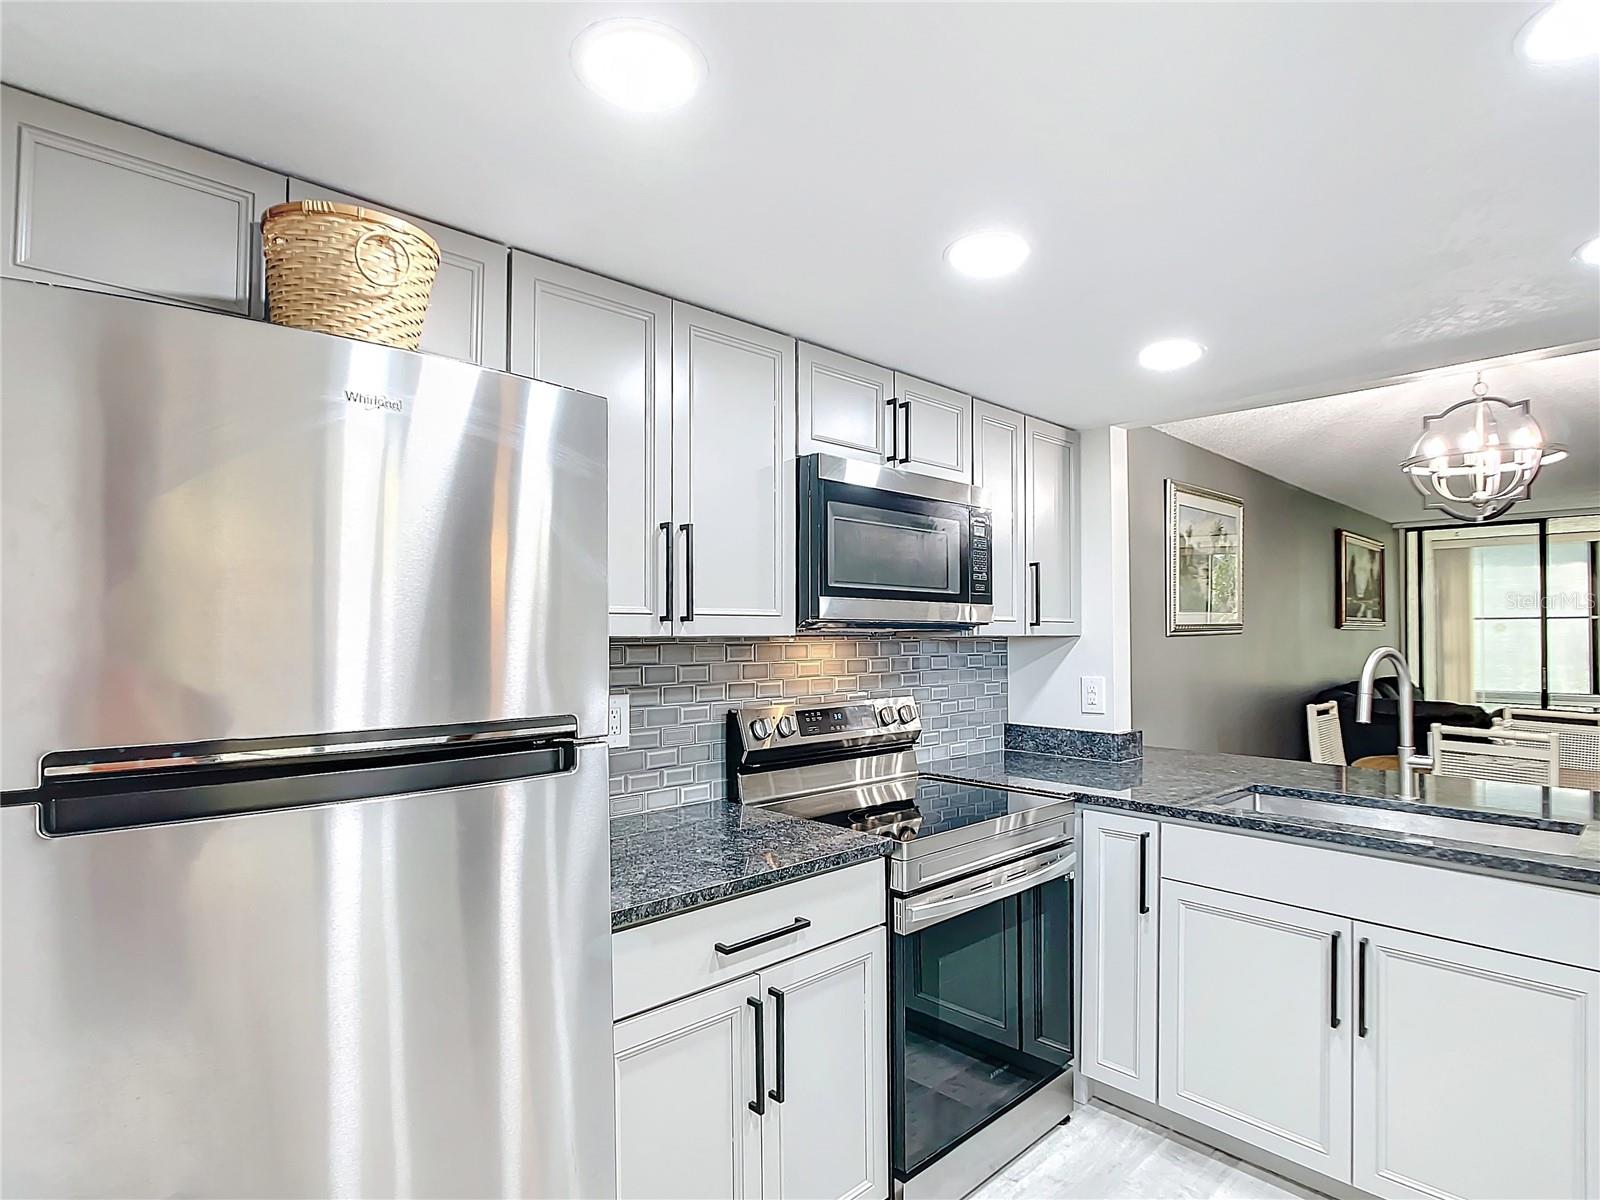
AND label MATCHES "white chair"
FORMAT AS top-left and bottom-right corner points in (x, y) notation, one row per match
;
(1306, 701), (1345, 765)
(1496, 708), (1600, 791)
(1430, 723), (1560, 787)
